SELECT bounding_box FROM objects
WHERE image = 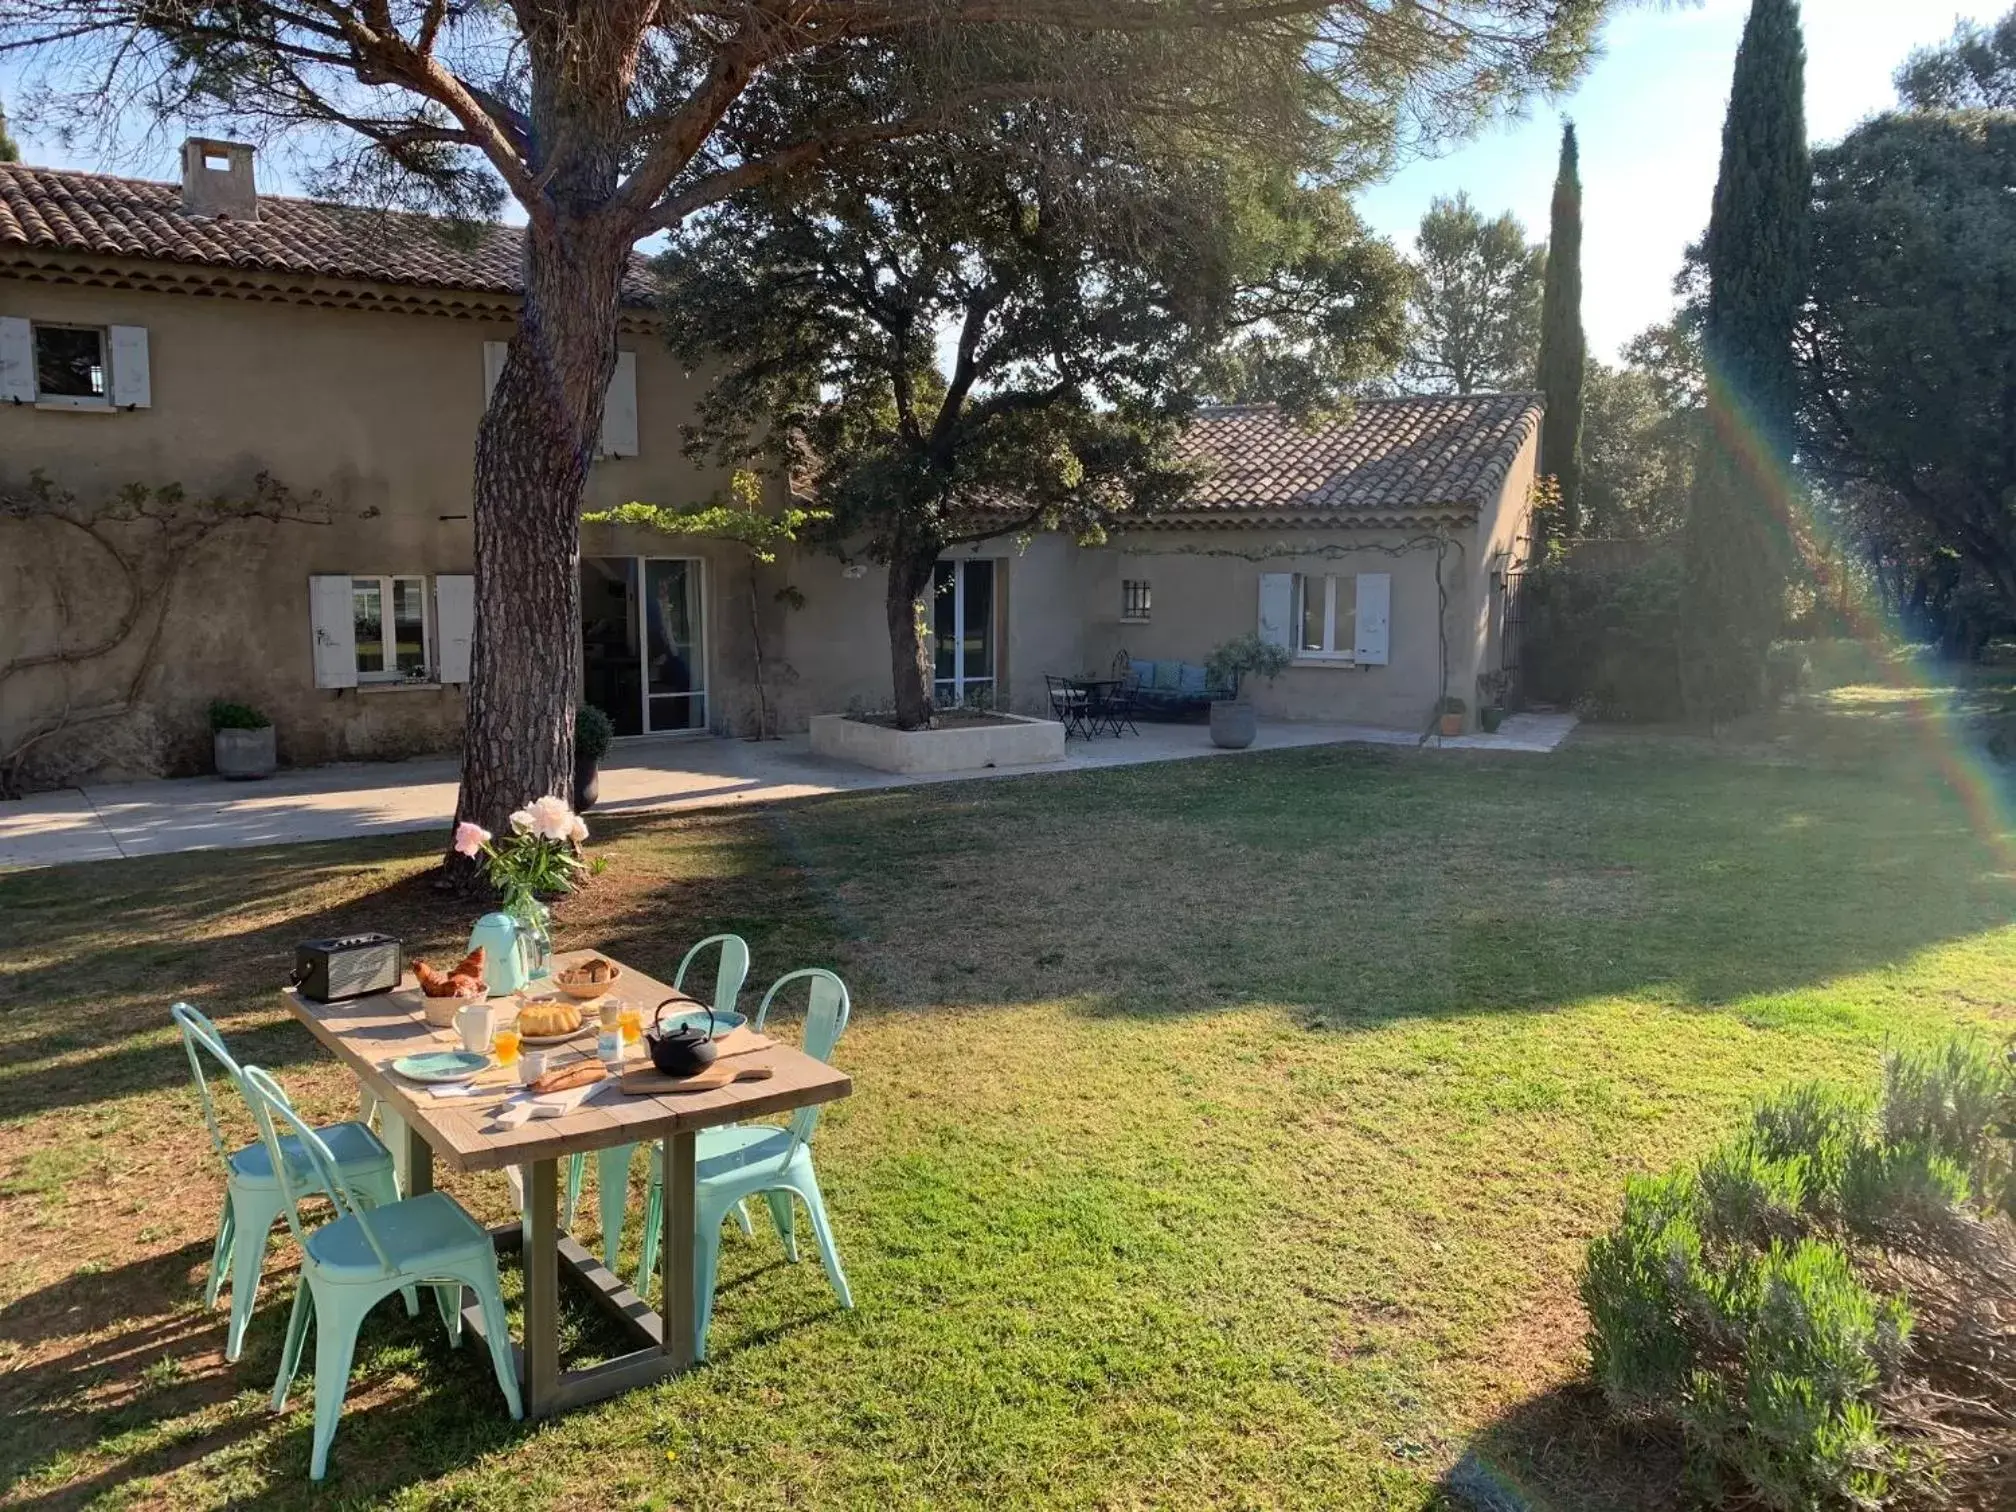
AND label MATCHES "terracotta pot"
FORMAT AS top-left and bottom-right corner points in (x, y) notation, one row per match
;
(1439, 713), (1464, 738)
(1209, 699), (1256, 749)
